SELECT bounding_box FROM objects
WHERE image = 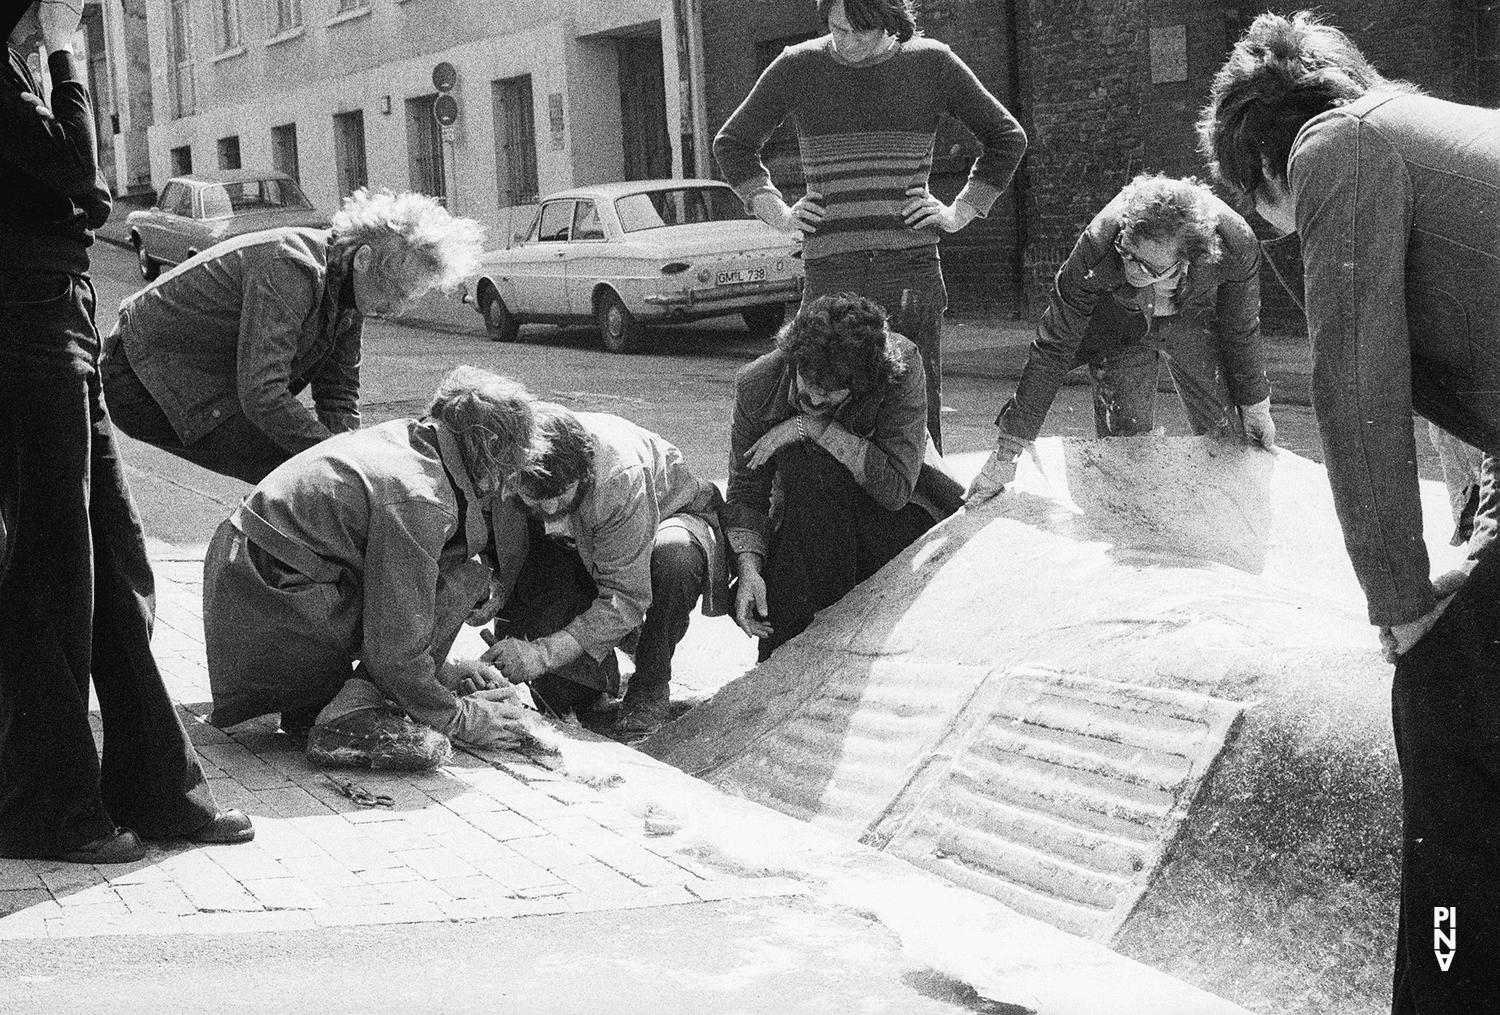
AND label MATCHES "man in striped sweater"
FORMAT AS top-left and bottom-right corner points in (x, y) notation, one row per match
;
(714, 0), (1026, 452)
